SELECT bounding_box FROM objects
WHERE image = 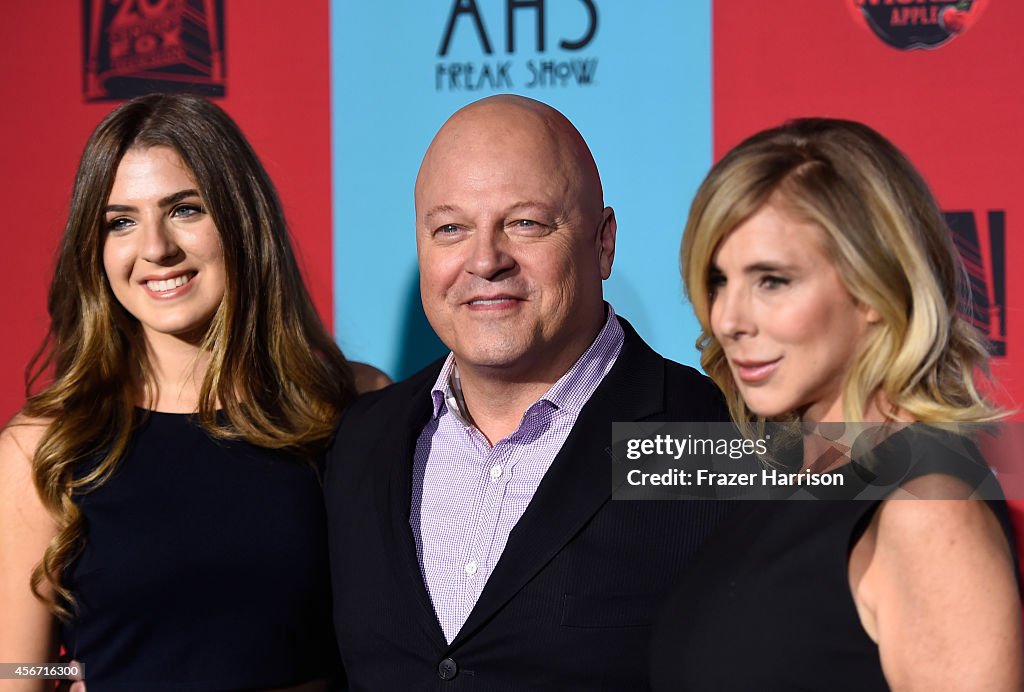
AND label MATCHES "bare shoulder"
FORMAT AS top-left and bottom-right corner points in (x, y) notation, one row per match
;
(874, 473), (1011, 552)
(350, 361), (392, 394)
(855, 488), (1021, 689)
(0, 413), (54, 522)
(867, 470), (1015, 597)
(0, 414), (50, 479)
(864, 467), (1012, 570)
